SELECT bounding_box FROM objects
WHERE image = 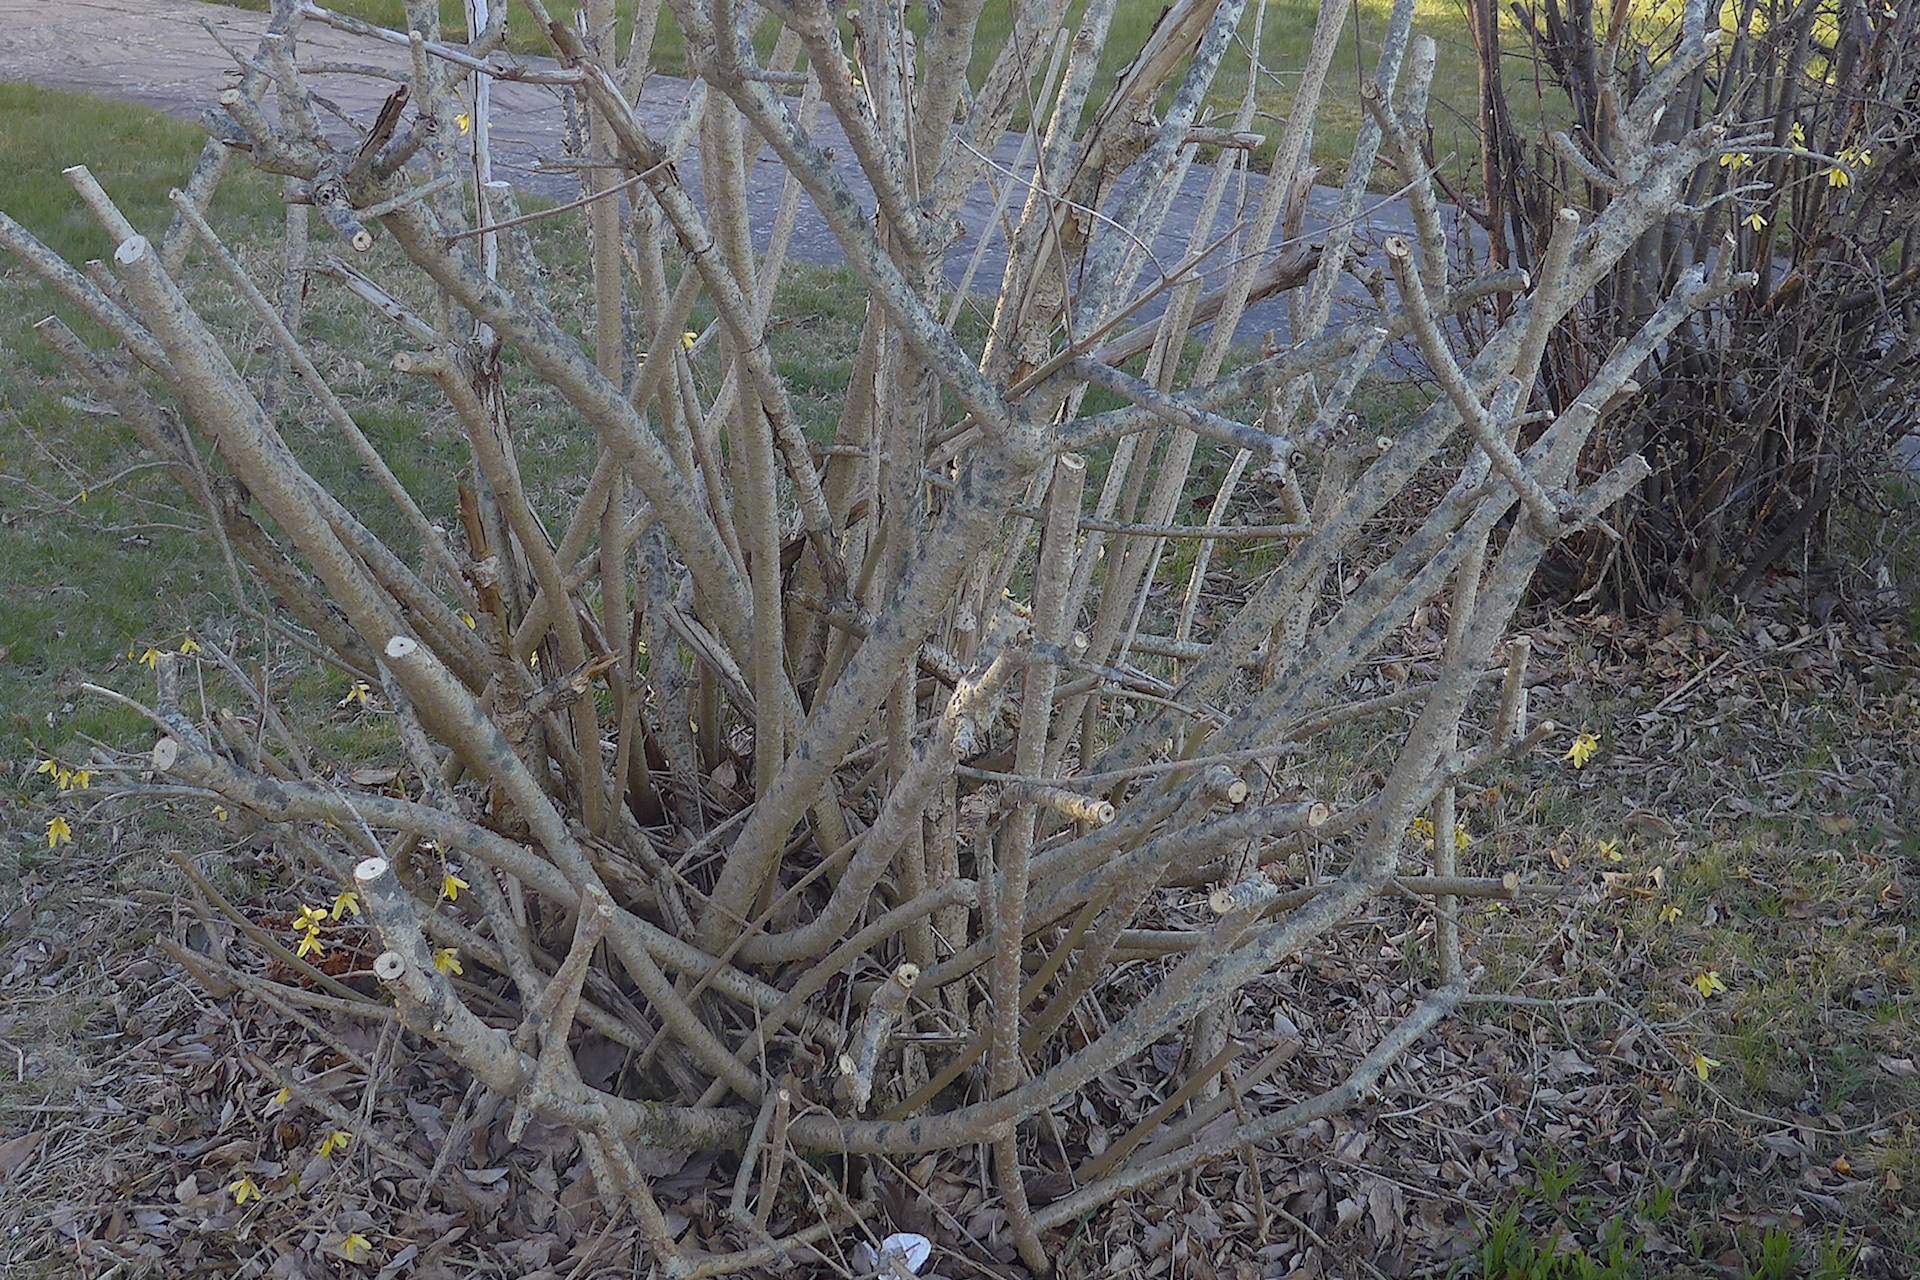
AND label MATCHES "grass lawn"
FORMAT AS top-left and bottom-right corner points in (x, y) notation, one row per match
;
(3, 85), (1916, 1279)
